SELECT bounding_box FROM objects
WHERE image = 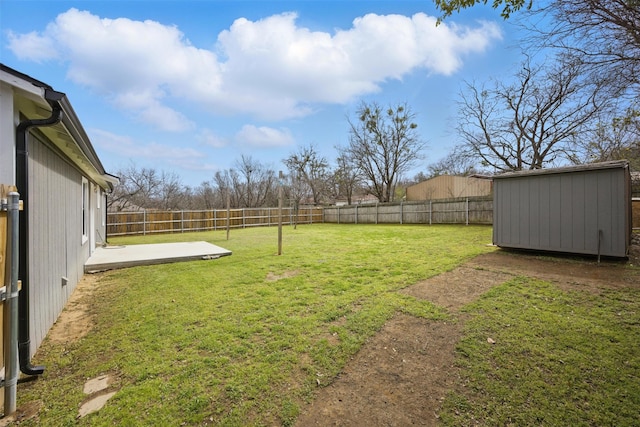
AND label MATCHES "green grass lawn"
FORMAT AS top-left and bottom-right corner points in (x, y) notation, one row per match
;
(16, 224), (640, 426)
(440, 277), (640, 426)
